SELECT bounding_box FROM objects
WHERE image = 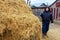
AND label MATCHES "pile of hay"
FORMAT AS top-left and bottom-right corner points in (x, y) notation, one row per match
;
(0, 0), (42, 40)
